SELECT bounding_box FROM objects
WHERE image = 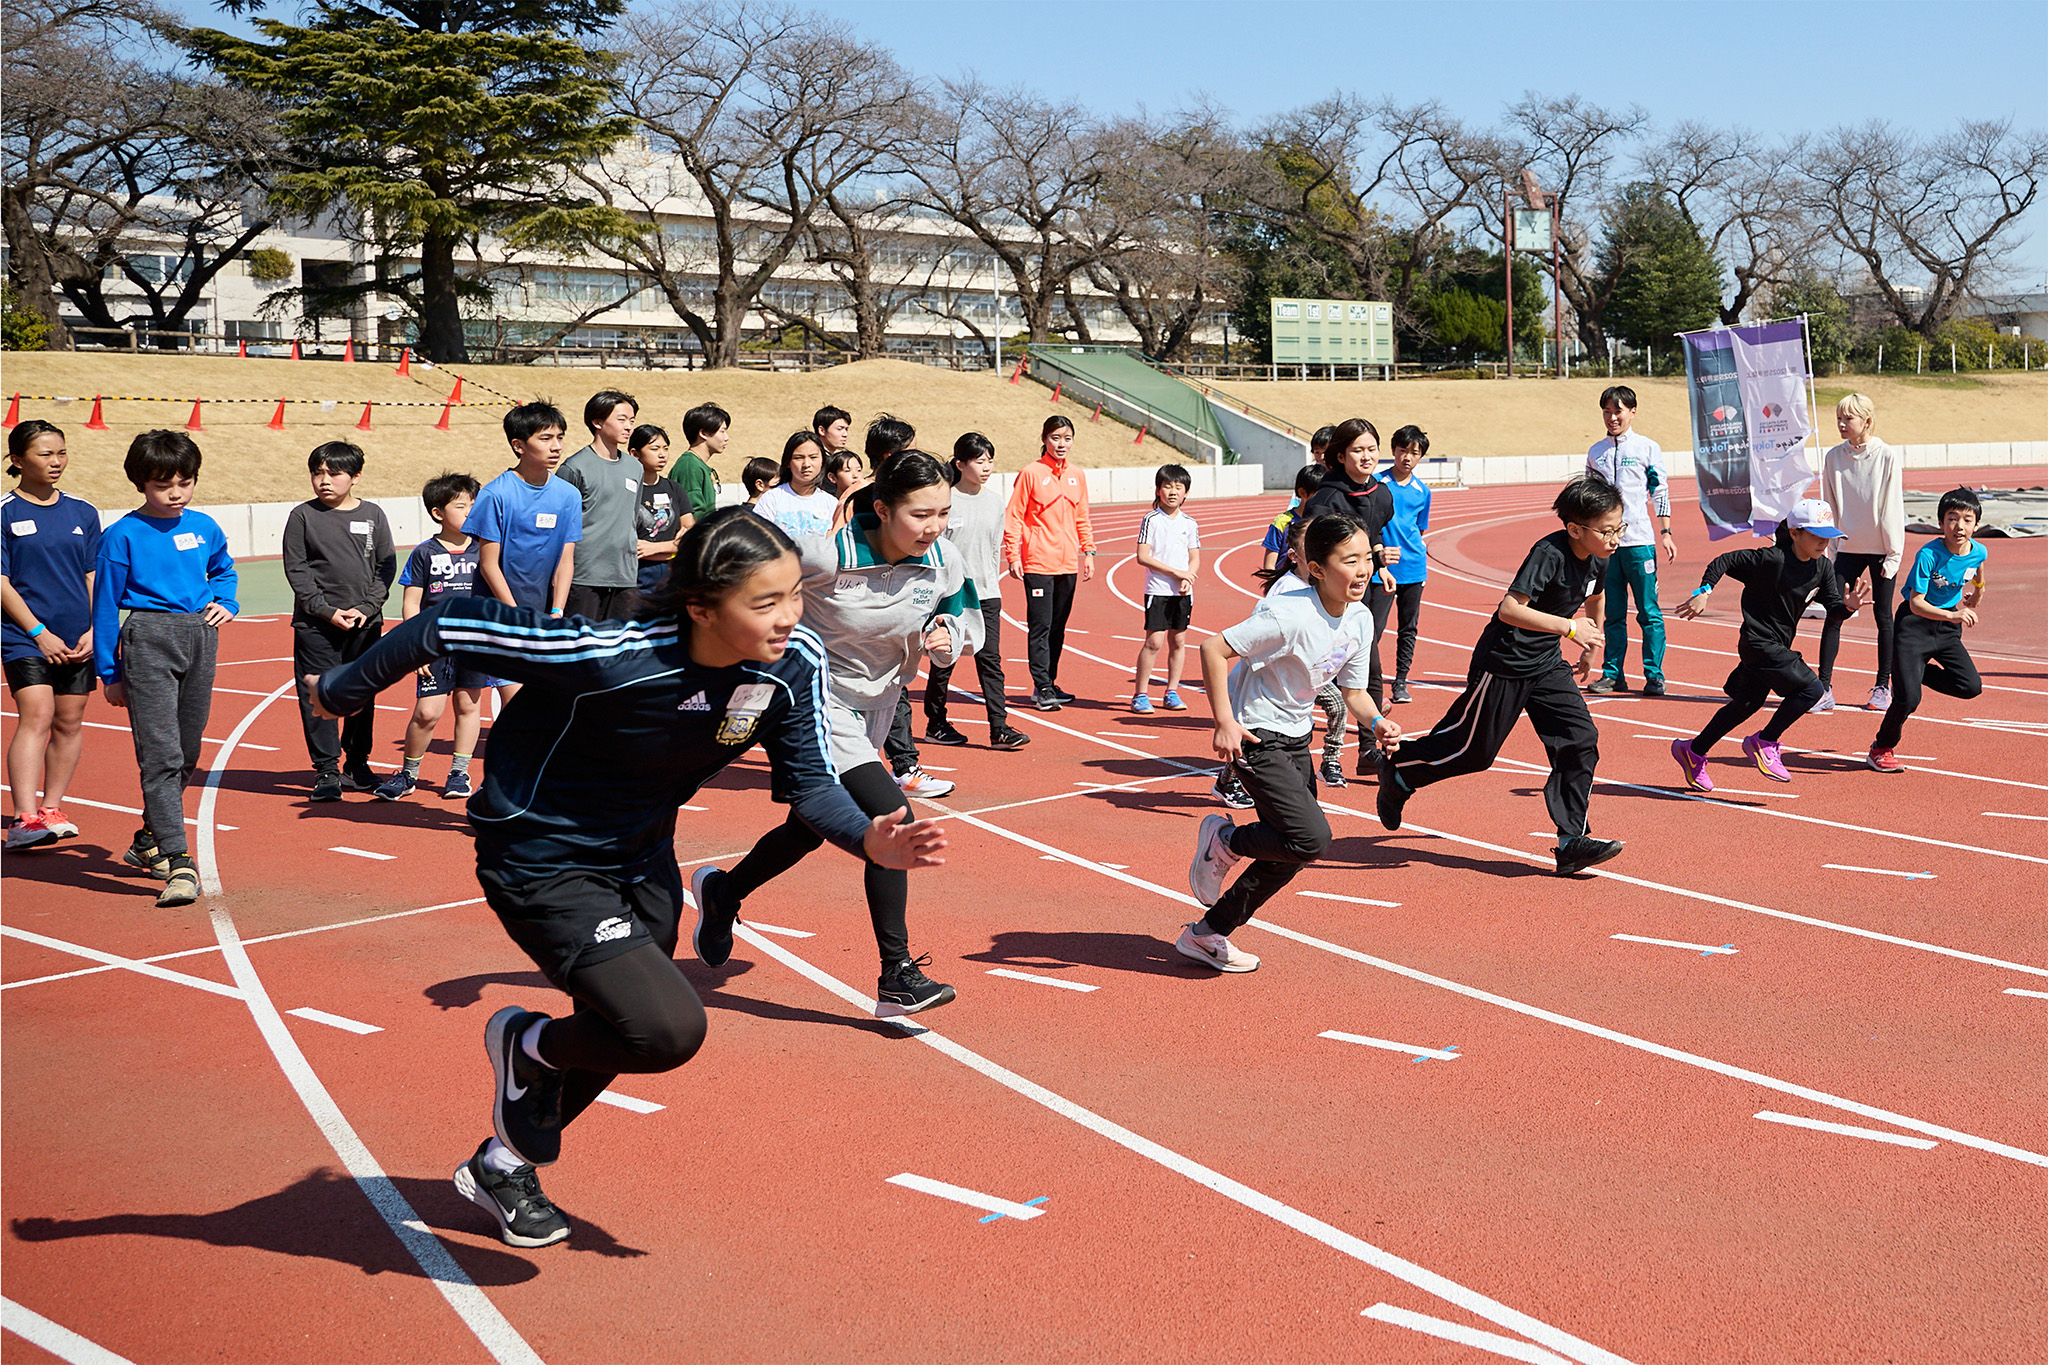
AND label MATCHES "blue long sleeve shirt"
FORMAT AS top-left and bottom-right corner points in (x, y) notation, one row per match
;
(92, 510), (239, 683)
(314, 598), (873, 884)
